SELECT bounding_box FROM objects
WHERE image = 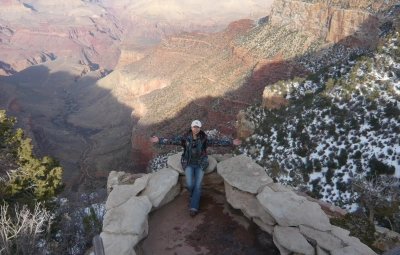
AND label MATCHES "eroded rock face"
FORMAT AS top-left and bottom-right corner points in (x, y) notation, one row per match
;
(299, 225), (345, 251)
(236, 110), (255, 139)
(262, 86), (288, 110)
(269, 0), (395, 49)
(103, 195), (151, 235)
